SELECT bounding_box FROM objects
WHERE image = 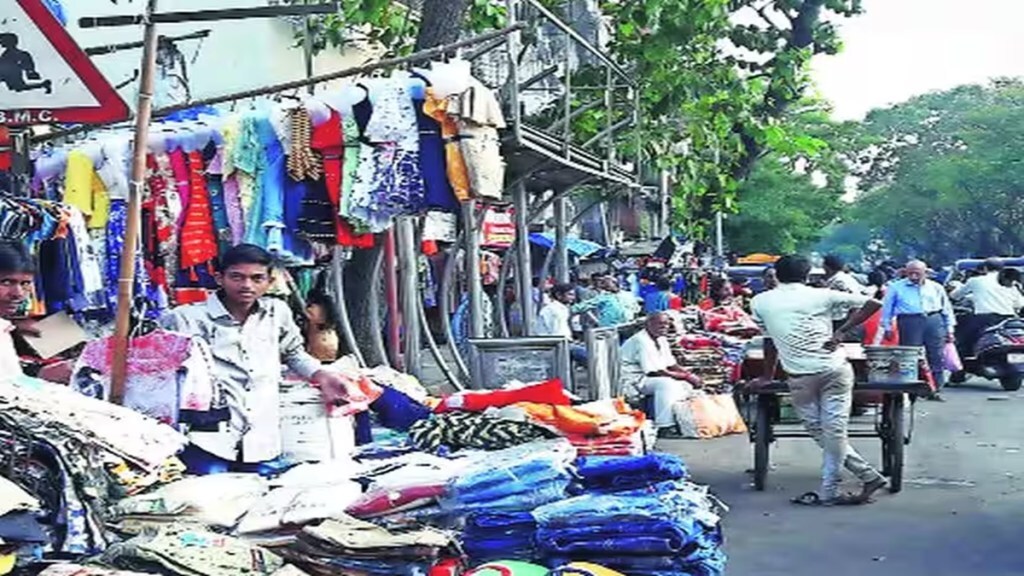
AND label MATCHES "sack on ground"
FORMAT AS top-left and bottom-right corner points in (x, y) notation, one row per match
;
(672, 393), (747, 439)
